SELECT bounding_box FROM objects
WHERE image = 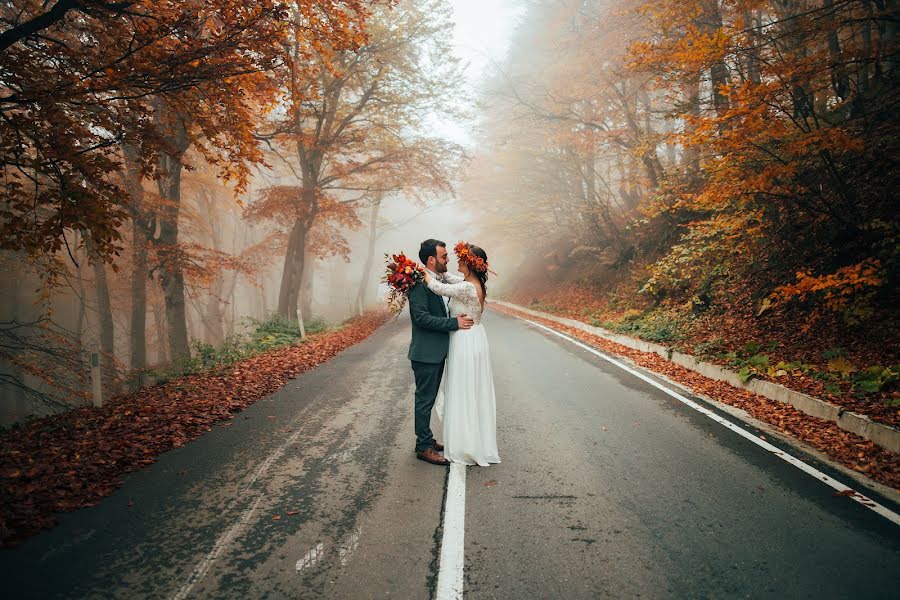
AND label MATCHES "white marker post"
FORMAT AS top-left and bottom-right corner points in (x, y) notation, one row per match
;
(296, 307), (306, 340)
(90, 342), (103, 407)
